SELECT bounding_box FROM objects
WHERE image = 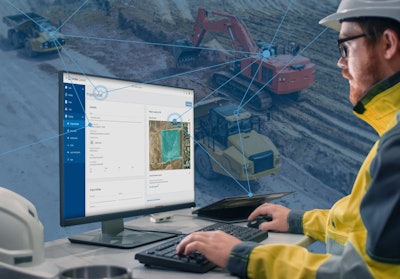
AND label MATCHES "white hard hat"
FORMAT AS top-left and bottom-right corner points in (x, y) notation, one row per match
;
(320, 0), (400, 31)
(0, 187), (58, 278)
